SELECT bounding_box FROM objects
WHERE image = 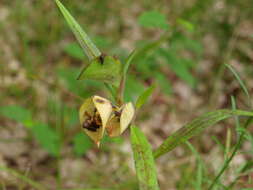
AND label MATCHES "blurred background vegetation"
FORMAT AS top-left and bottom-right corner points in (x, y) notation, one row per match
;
(0, 0), (253, 189)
